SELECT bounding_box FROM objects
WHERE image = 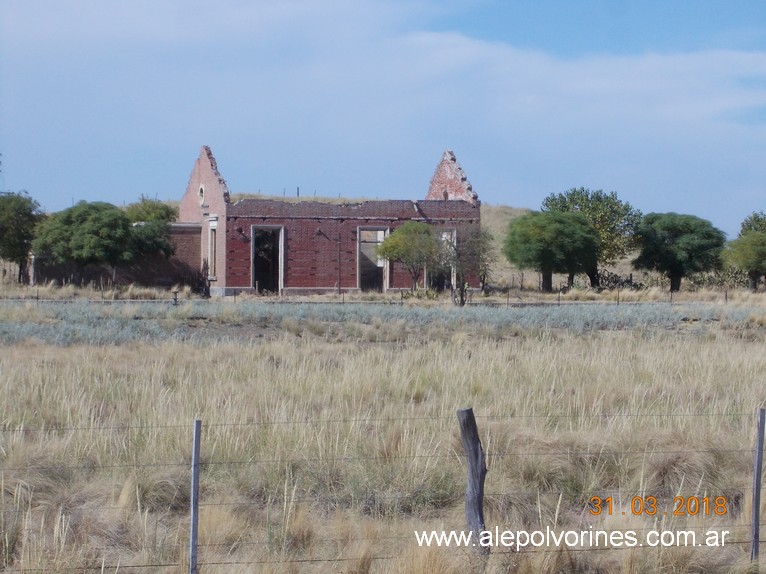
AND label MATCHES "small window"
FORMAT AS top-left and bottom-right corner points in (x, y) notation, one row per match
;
(198, 186), (205, 205)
